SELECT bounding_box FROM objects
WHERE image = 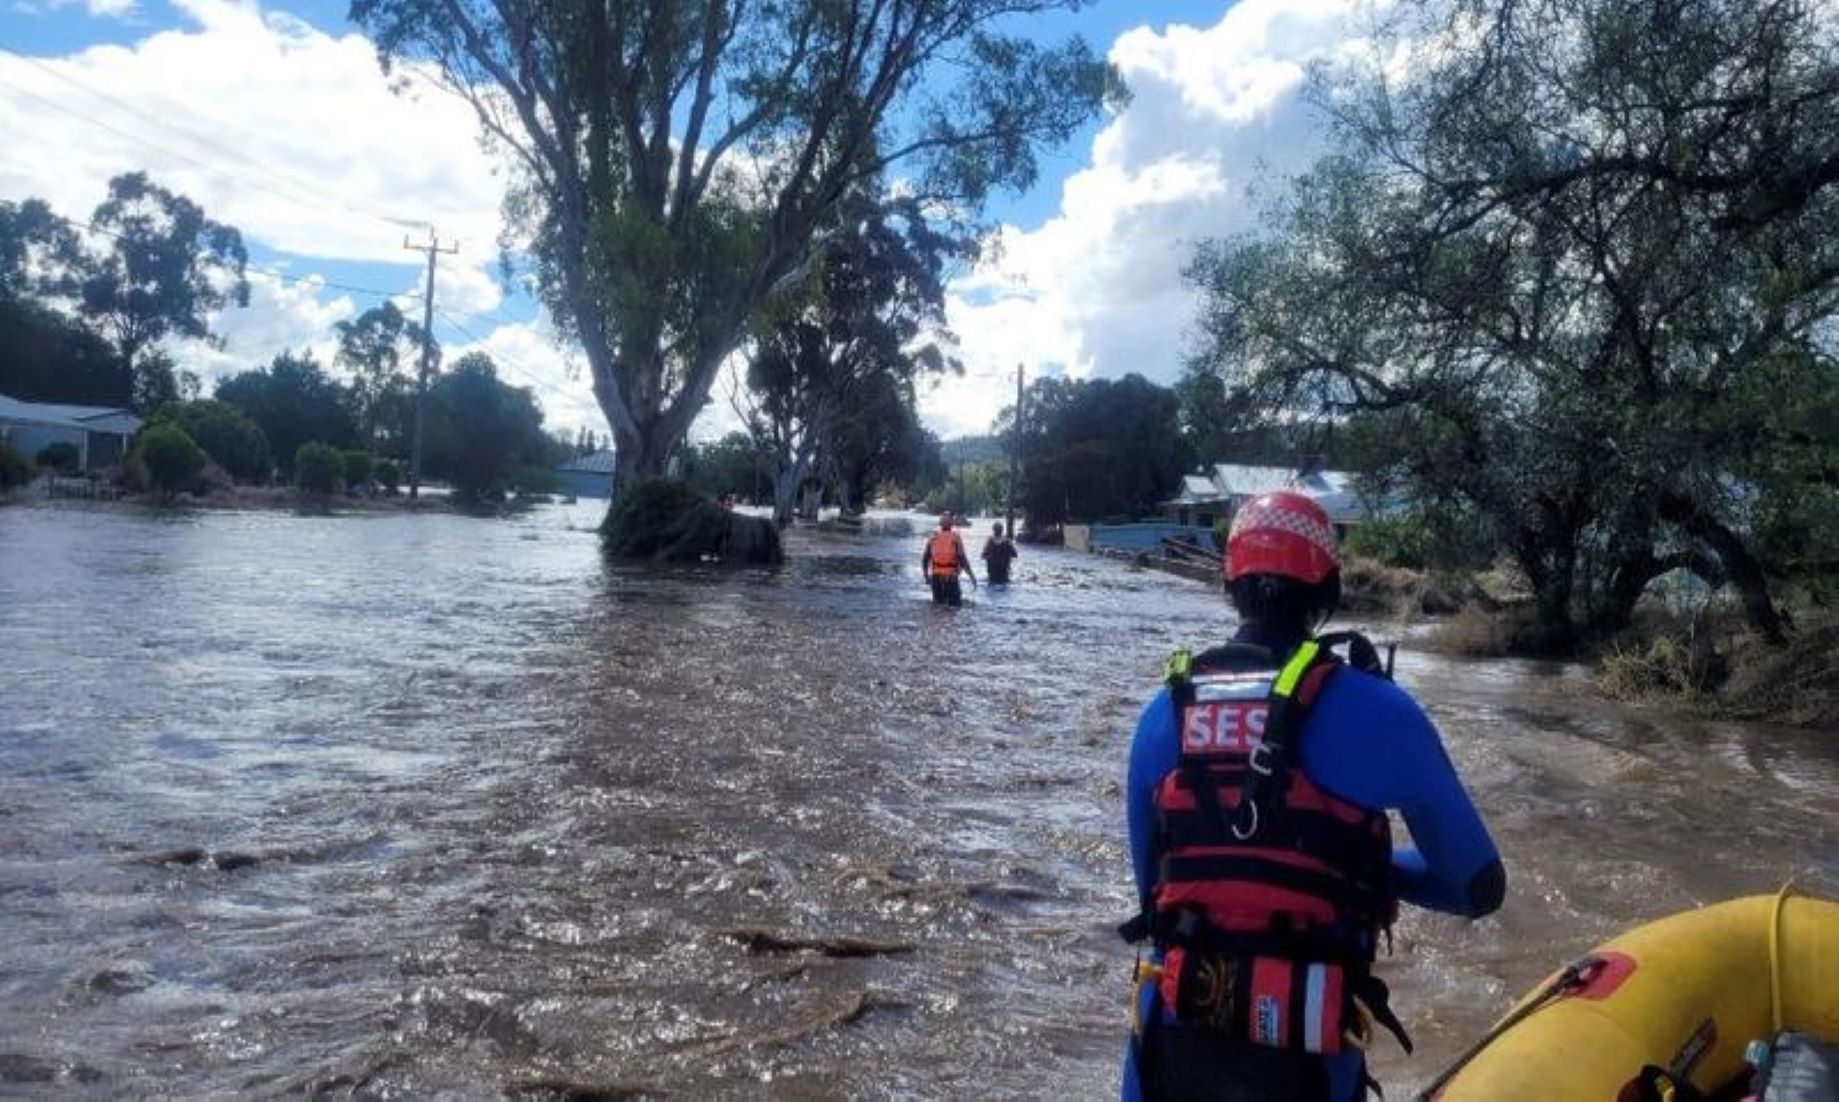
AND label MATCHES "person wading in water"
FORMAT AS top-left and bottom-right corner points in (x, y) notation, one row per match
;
(983, 521), (1019, 585)
(1118, 490), (1505, 1101)
(920, 510), (977, 607)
